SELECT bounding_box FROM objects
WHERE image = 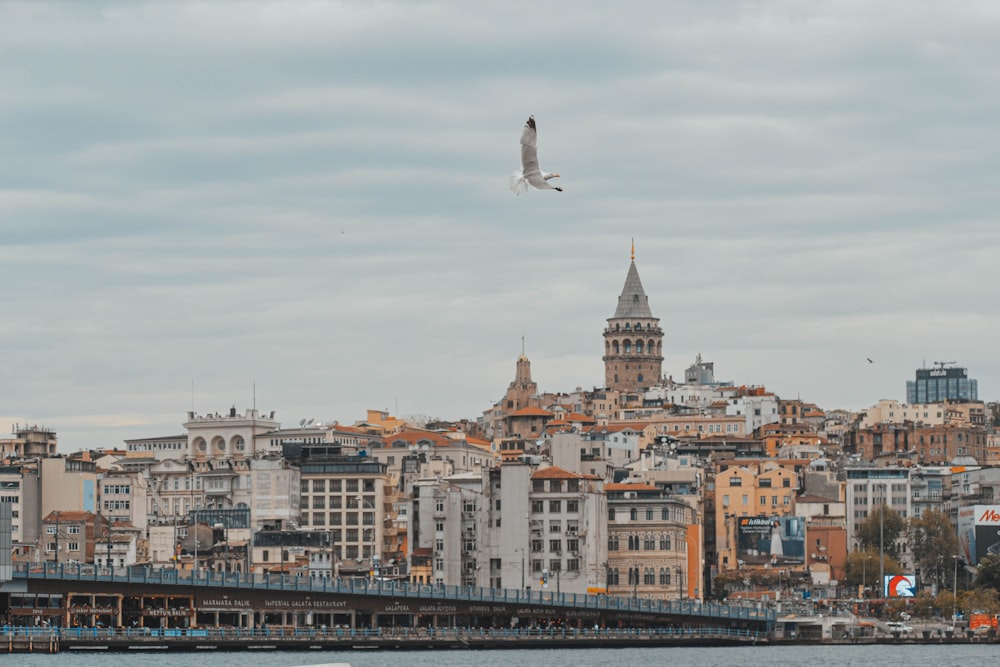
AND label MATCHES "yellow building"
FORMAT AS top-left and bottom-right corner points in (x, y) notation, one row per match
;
(714, 460), (800, 572)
